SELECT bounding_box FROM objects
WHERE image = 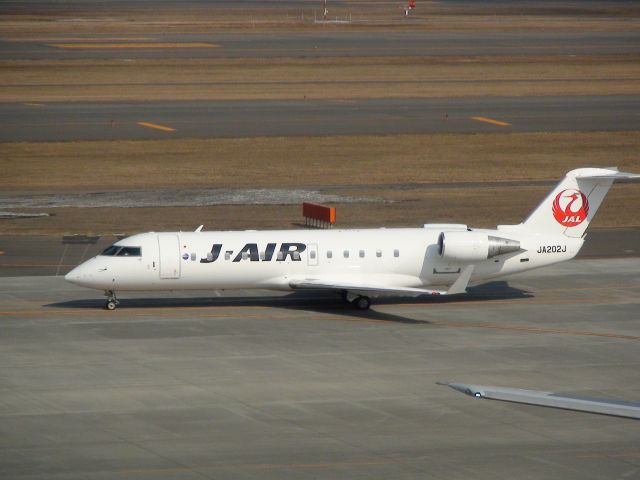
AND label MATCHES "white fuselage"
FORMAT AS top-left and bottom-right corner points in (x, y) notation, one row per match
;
(65, 225), (583, 294)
